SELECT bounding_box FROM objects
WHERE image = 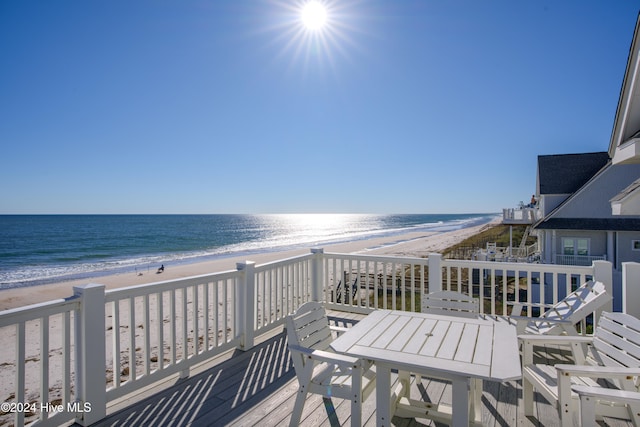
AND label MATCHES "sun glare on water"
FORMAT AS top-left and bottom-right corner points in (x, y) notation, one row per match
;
(301, 1), (328, 31)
